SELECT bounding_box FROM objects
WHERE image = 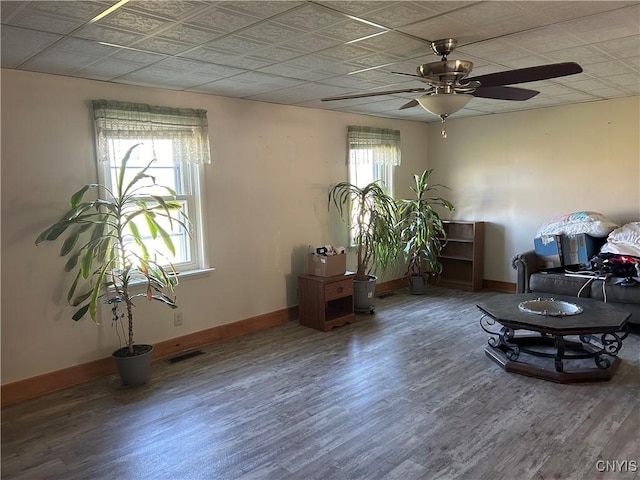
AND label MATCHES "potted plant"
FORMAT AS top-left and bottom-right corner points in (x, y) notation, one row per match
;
(35, 144), (189, 386)
(398, 169), (455, 294)
(328, 180), (400, 313)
